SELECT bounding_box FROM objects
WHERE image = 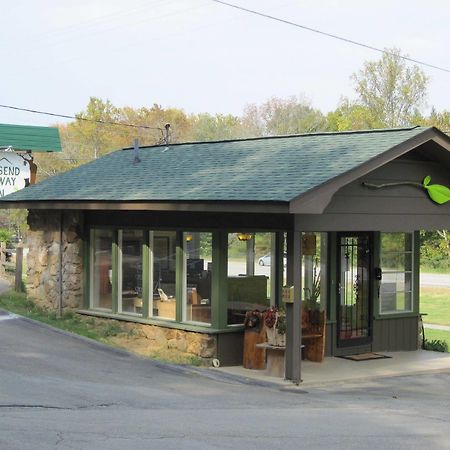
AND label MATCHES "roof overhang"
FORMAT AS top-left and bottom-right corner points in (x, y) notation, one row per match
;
(0, 123), (62, 152)
(289, 127), (450, 214)
(0, 200), (290, 214)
